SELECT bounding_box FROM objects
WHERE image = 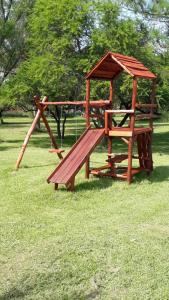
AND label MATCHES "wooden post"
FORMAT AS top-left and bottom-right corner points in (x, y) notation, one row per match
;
(85, 79), (90, 178)
(130, 77), (137, 130)
(85, 79), (90, 127)
(15, 96), (47, 170)
(149, 79), (156, 129)
(108, 80), (113, 156)
(128, 78), (137, 183)
(66, 178), (75, 191)
(127, 137), (133, 183)
(109, 80), (113, 105)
